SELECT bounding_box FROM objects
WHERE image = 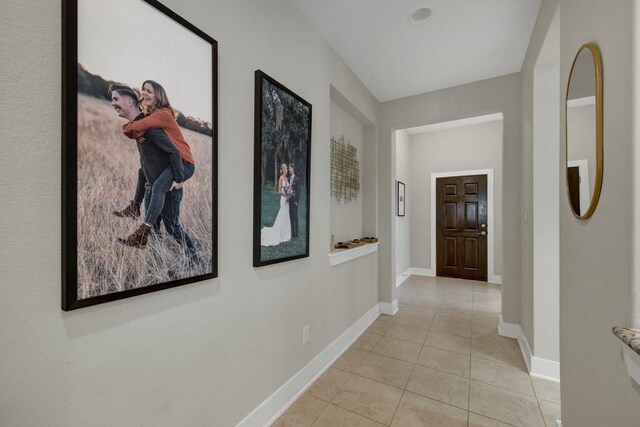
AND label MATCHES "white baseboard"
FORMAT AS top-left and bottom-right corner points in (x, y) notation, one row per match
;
(407, 267), (434, 277)
(401, 267), (499, 284)
(621, 342), (640, 386)
(396, 270), (411, 287)
(531, 355), (561, 382)
(236, 304), (381, 427)
(380, 299), (399, 315)
(397, 268), (433, 287)
(489, 274), (502, 285)
(498, 316), (560, 382)
(517, 328), (533, 373)
(497, 315), (521, 338)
